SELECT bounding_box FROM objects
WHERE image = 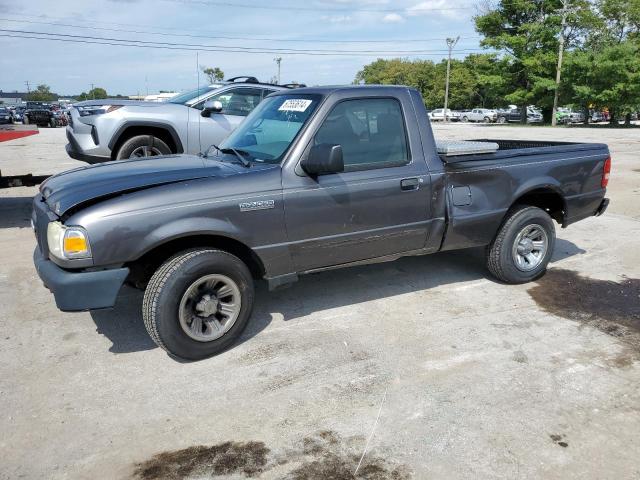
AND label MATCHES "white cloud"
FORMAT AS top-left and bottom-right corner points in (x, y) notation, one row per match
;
(406, 0), (459, 19)
(322, 14), (353, 24)
(382, 13), (405, 23)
